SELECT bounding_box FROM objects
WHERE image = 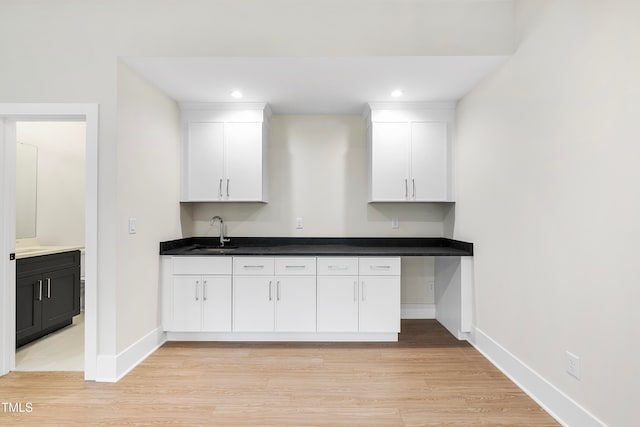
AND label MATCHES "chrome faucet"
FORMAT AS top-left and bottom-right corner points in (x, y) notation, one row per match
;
(210, 216), (231, 247)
